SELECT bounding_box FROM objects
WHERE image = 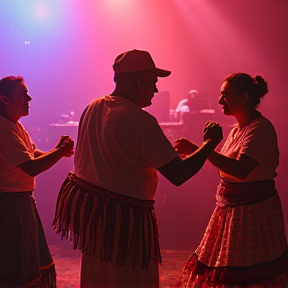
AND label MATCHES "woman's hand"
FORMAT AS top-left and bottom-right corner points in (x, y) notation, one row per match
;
(203, 121), (223, 144)
(56, 135), (74, 157)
